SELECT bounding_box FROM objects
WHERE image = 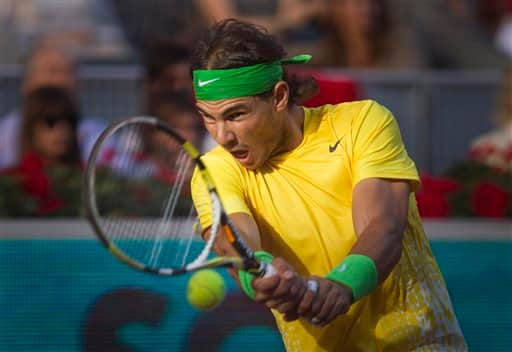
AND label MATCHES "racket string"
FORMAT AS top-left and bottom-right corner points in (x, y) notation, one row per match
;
(92, 120), (203, 270)
(150, 149), (194, 268)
